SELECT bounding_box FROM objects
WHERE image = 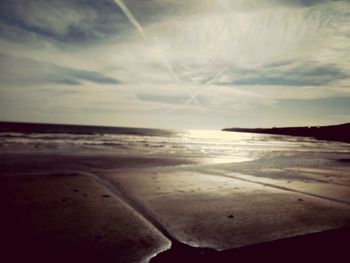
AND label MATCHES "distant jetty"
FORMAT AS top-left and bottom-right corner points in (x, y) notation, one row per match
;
(223, 123), (350, 143)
